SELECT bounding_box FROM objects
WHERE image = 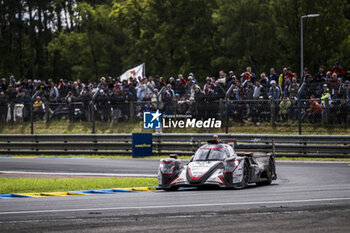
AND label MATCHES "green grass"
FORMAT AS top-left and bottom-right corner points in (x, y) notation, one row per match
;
(0, 177), (158, 194)
(0, 119), (349, 135)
